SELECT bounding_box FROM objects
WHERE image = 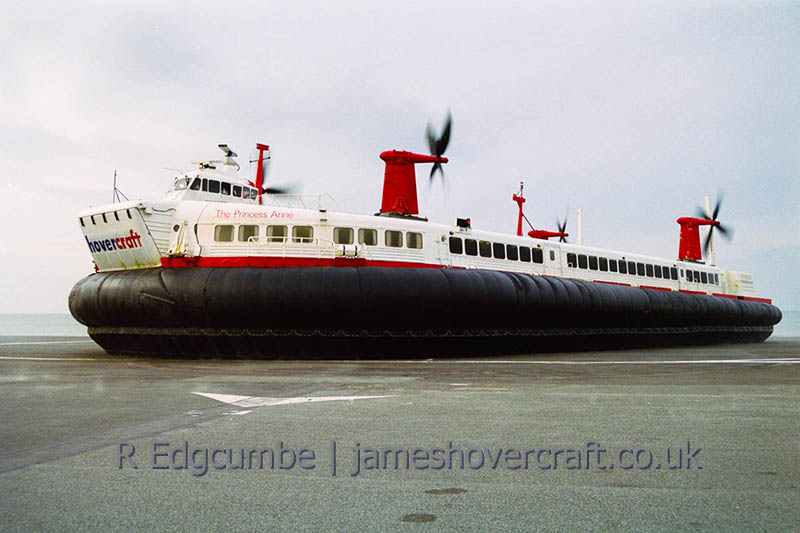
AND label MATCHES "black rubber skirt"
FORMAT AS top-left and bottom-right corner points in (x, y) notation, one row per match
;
(69, 267), (782, 358)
